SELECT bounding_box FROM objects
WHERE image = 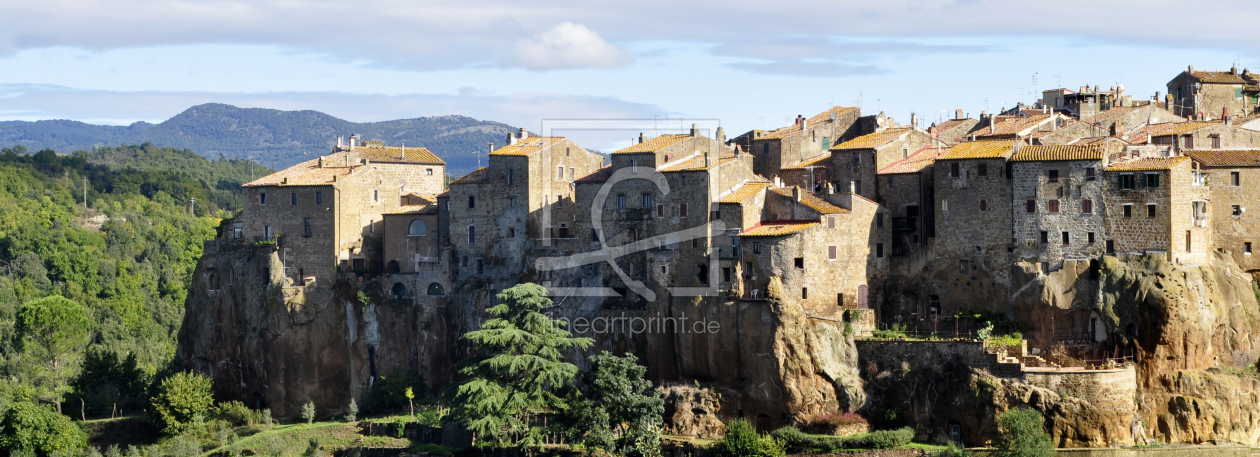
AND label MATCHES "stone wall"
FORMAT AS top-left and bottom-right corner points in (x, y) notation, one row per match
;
(1011, 159), (1108, 265)
(933, 157), (1015, 287)
(1205, 165), (1260, 271)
